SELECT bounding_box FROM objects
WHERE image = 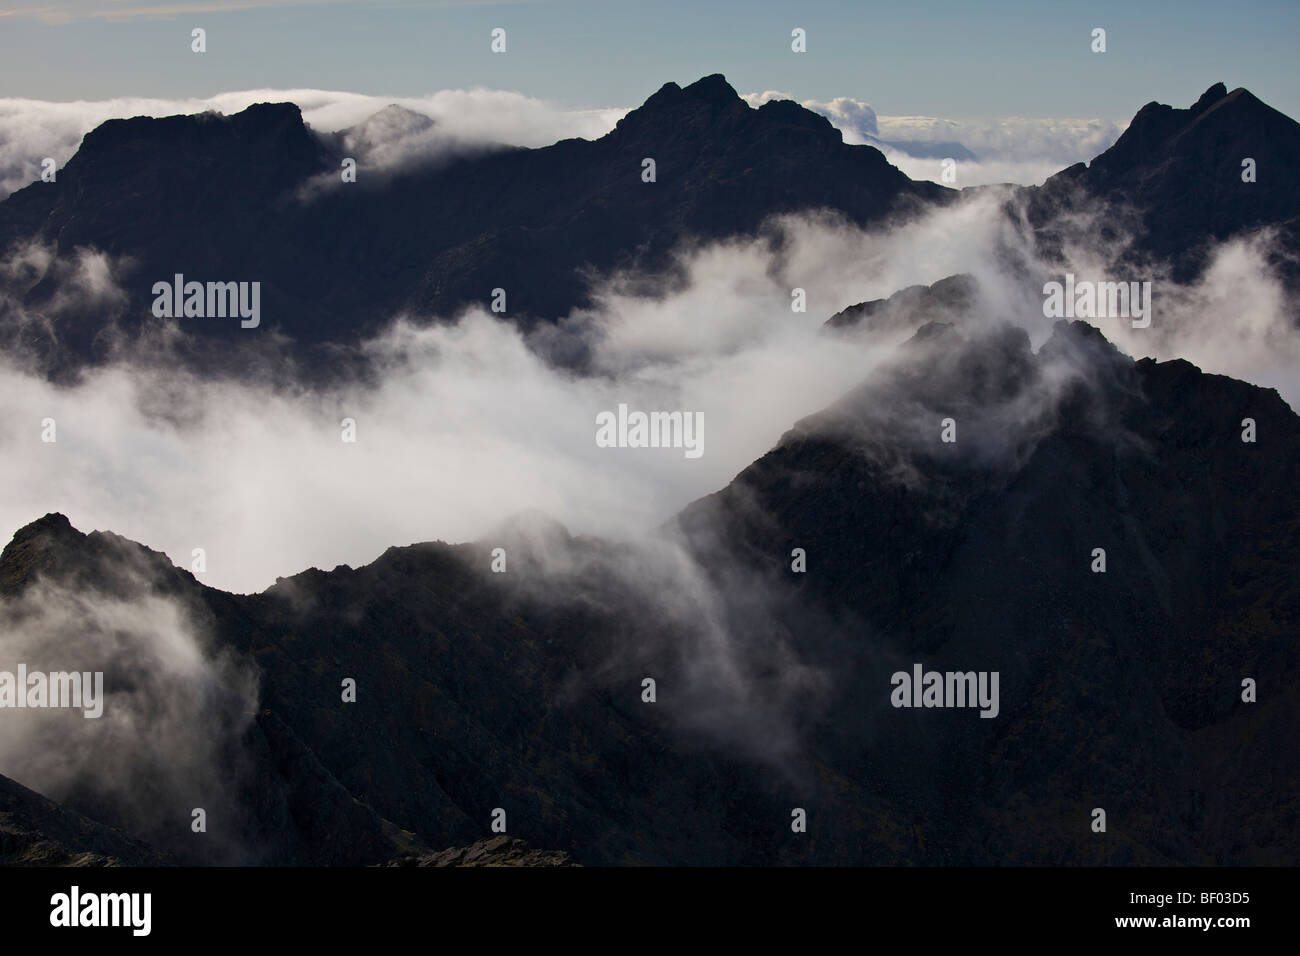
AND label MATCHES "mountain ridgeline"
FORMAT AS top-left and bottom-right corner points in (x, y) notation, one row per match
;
(3, 78), (1299, 376)
(1028, 82), (1300, 286)
(0, 74), (947, 375)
